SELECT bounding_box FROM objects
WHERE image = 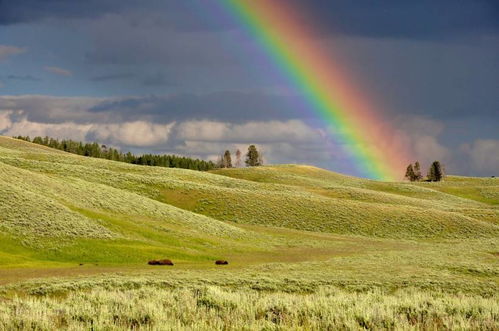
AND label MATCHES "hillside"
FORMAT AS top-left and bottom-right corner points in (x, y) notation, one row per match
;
(0, 136), (498, 329)
(0, 136), (497, 270)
